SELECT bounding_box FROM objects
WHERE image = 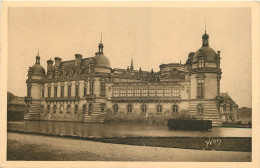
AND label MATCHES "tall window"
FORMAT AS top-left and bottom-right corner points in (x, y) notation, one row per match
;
(100, 82), (106, 97)
(198, 59), (205, 68)
(172, 105), (178, 113)
(67, 85), (71, 97)
(197, 78), (204, 98)
(54, 86), (58, 98)
(74, 105), (78, 114)
(197, 104), (203, 114)
(67, 105), (71, 113)
(27, 85), (31, 97)
(127, 104), (132, 115)
(100, 103), (105, 113)
(41, 105), (44, 113)
(53, 105), (57, 113)
(88, 103), (93, 115)
(42, 88), (44, 98)
(113, 104), (118, 114)
(47, 105), (50, 113)
(61, 86), (64, 97)
(82, 104), (87, 114)
(48, 87), (51, 98)
(89, 81), (94, 95)
(141, 104), (147, 115)
(75, 85), (79, 97)
(84, 83), (87, 96)
(60, 105), (64, 113)
(157, 105), (162, 113)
